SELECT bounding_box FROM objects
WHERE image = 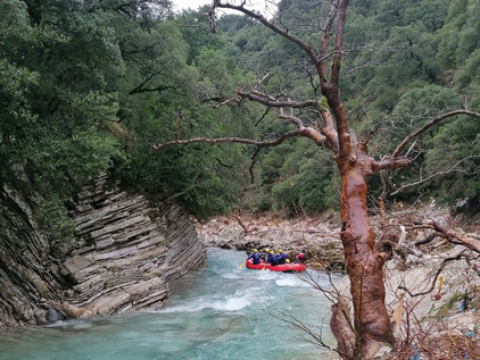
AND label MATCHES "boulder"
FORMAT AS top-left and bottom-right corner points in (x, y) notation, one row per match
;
(46, 308), (64, 323)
